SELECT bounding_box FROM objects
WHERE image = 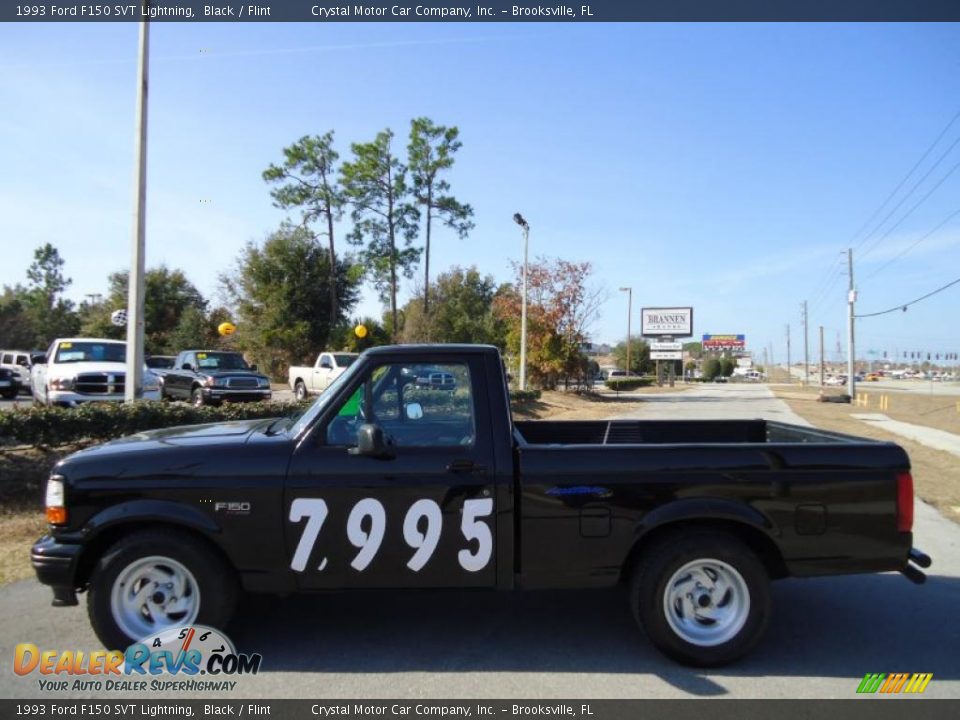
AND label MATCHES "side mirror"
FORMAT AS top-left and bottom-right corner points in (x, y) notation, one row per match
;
(182, 362), (193, 371)
(251, 364), (258, 372)
(405, 402), (423, 420)
(348, 423), (395, 459)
